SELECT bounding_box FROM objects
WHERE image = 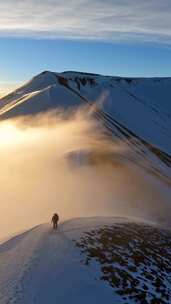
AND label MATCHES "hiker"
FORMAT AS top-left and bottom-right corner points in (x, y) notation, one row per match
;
(51, 213), (59, 230)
